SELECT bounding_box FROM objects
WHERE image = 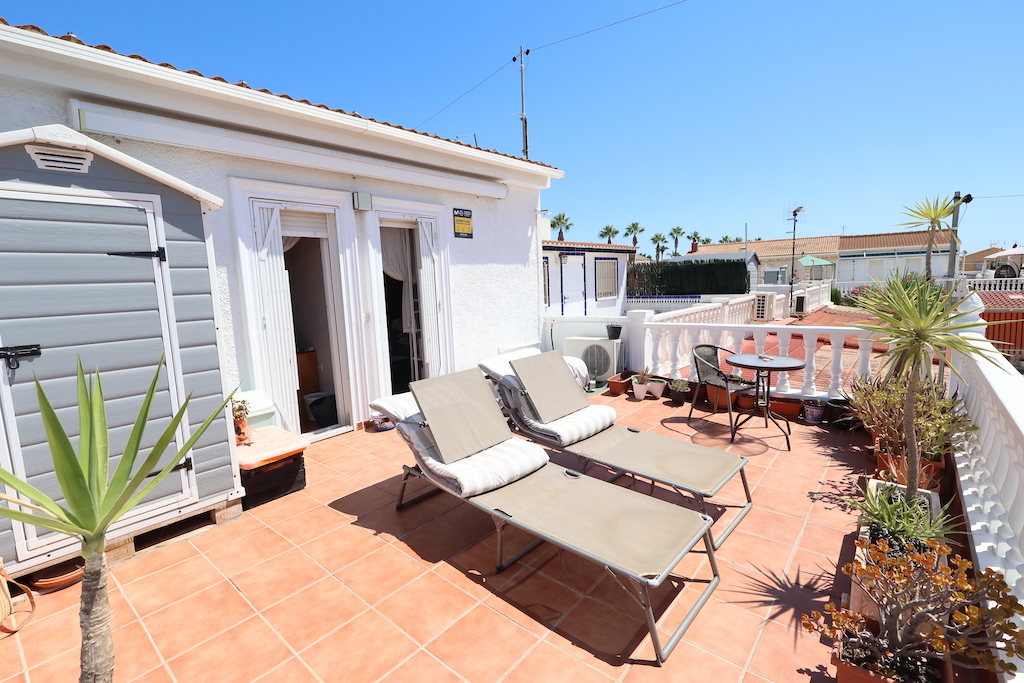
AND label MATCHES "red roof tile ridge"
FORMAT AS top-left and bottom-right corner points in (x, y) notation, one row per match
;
(0, 17), (557, 171)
